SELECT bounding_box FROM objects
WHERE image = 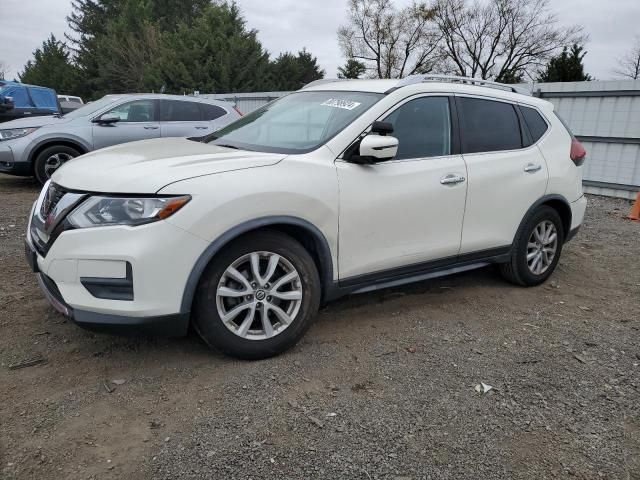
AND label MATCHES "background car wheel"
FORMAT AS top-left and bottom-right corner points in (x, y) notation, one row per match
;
(499, 205), (565, 286)
(193, 230), (321, 360)
(34, 145), (81, 184)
